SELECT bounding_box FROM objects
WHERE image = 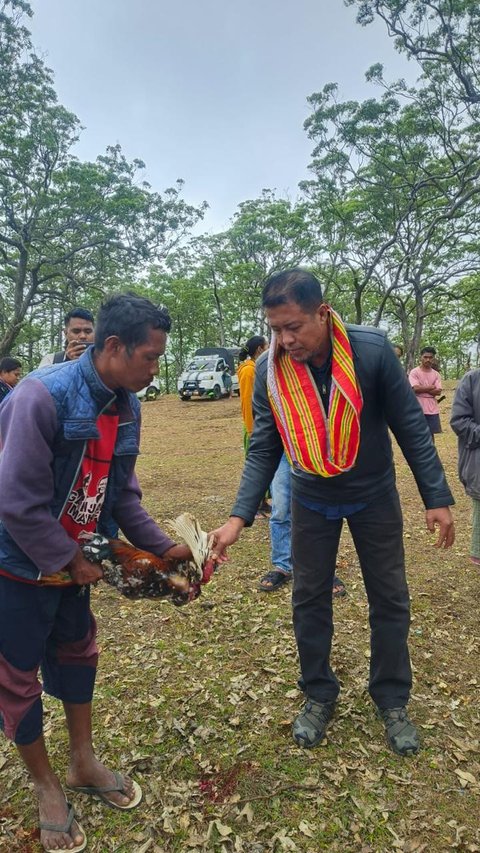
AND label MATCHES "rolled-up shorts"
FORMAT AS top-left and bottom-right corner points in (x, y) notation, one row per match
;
(0, 576), (98, 744)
